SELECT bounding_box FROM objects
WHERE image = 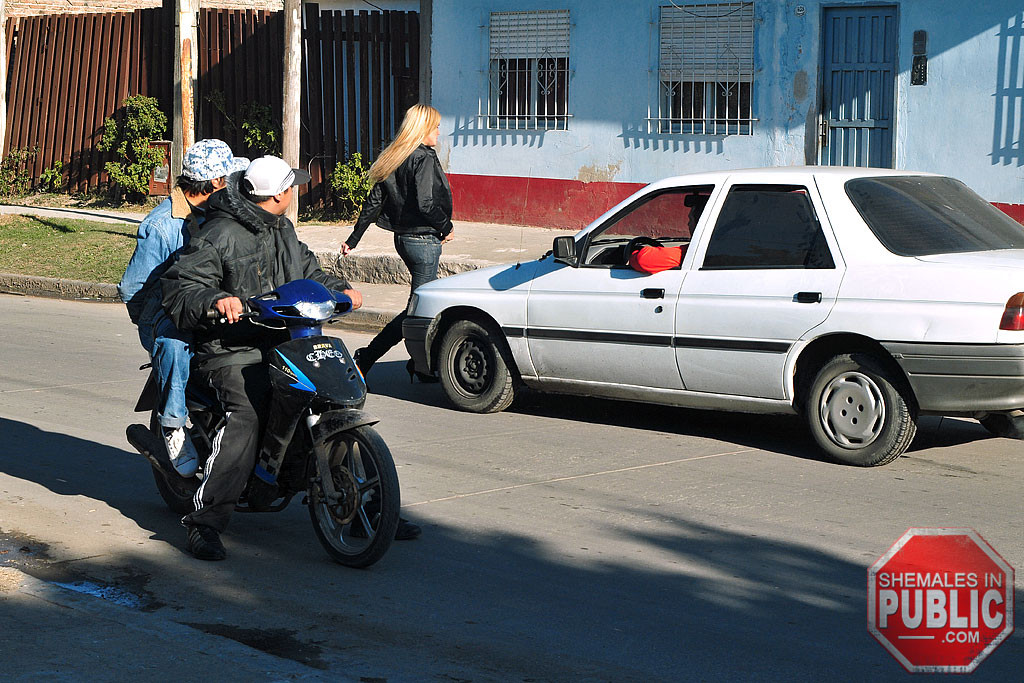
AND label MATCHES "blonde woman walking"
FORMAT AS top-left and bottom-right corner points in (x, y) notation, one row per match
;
(342, 104), (453, 381)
